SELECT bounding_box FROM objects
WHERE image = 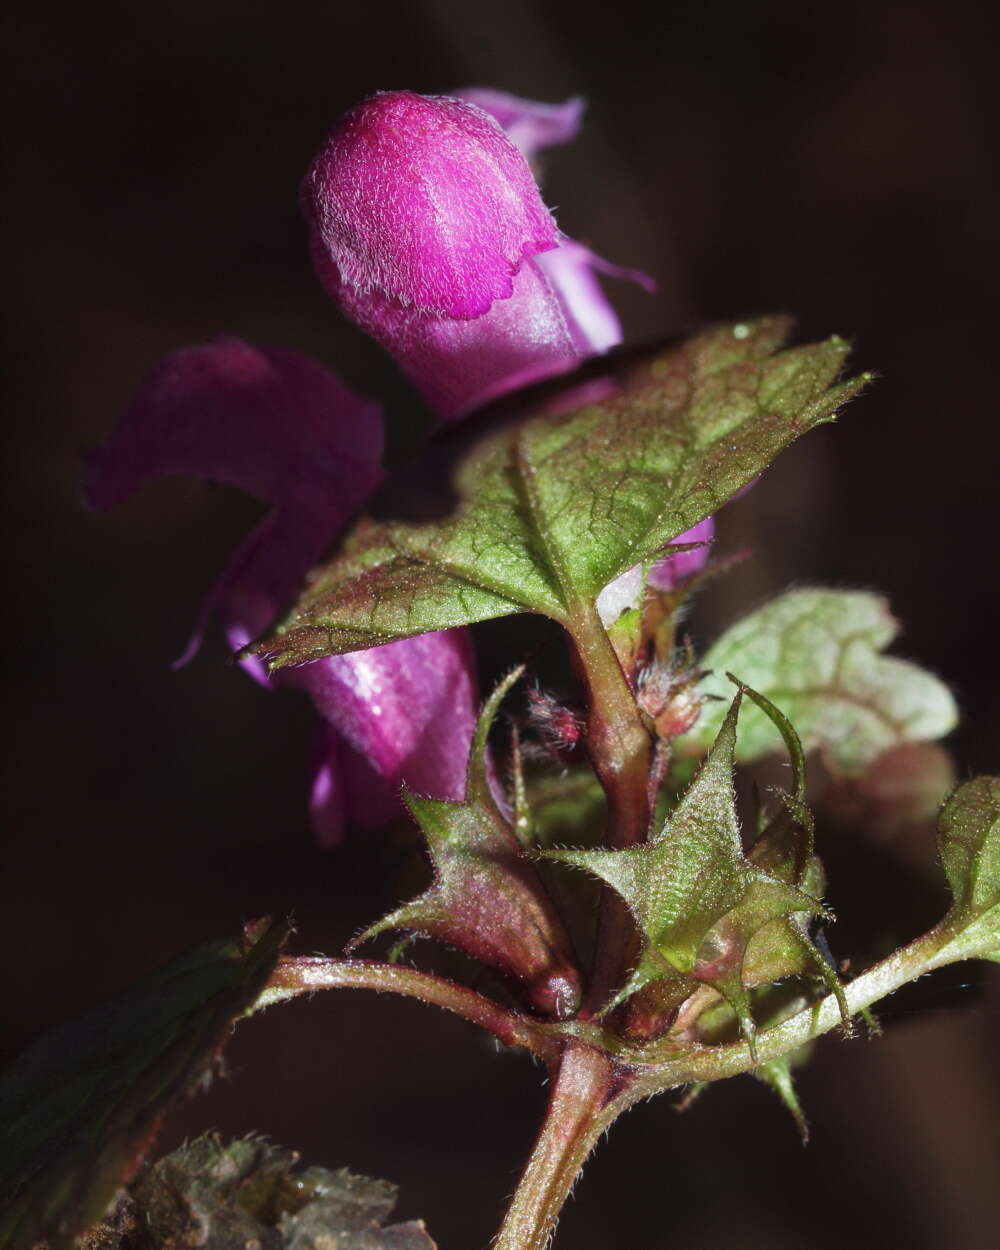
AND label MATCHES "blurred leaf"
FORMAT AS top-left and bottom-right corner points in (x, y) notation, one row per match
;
(255, 319), (864, 667)
(686, 589), (957, 773)
(72, 1134), (435, 1250)
(821, 742), (956, 840)
(935, 776), (1000, 963)
(0, 922), (287, 1250)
